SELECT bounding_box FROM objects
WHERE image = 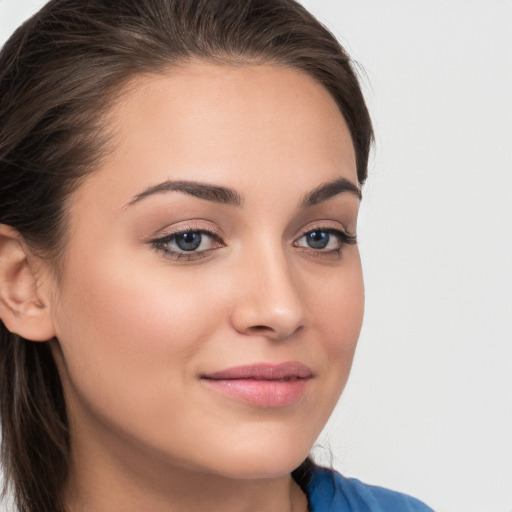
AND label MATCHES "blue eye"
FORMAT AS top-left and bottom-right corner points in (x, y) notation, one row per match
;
(295, 228), (357, 255)
(151, 229), (223, 260)
(305, 230), (331, 249)
(174, 232), (203, 251)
